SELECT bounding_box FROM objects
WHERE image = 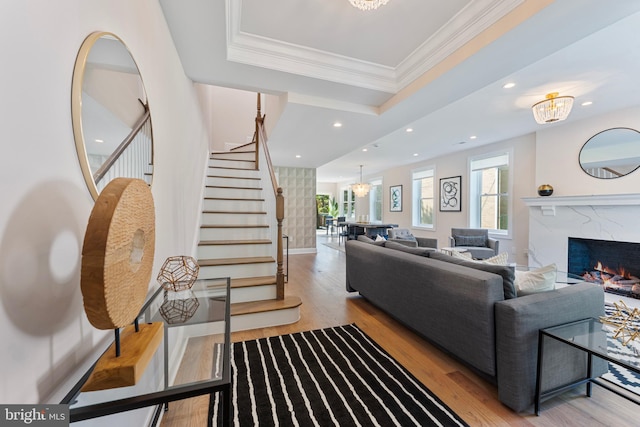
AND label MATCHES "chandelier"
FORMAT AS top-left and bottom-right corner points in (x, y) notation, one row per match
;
(532, 92), (574, 124)
(352, 165), (371, 198)
(349, 0), (390, 11)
